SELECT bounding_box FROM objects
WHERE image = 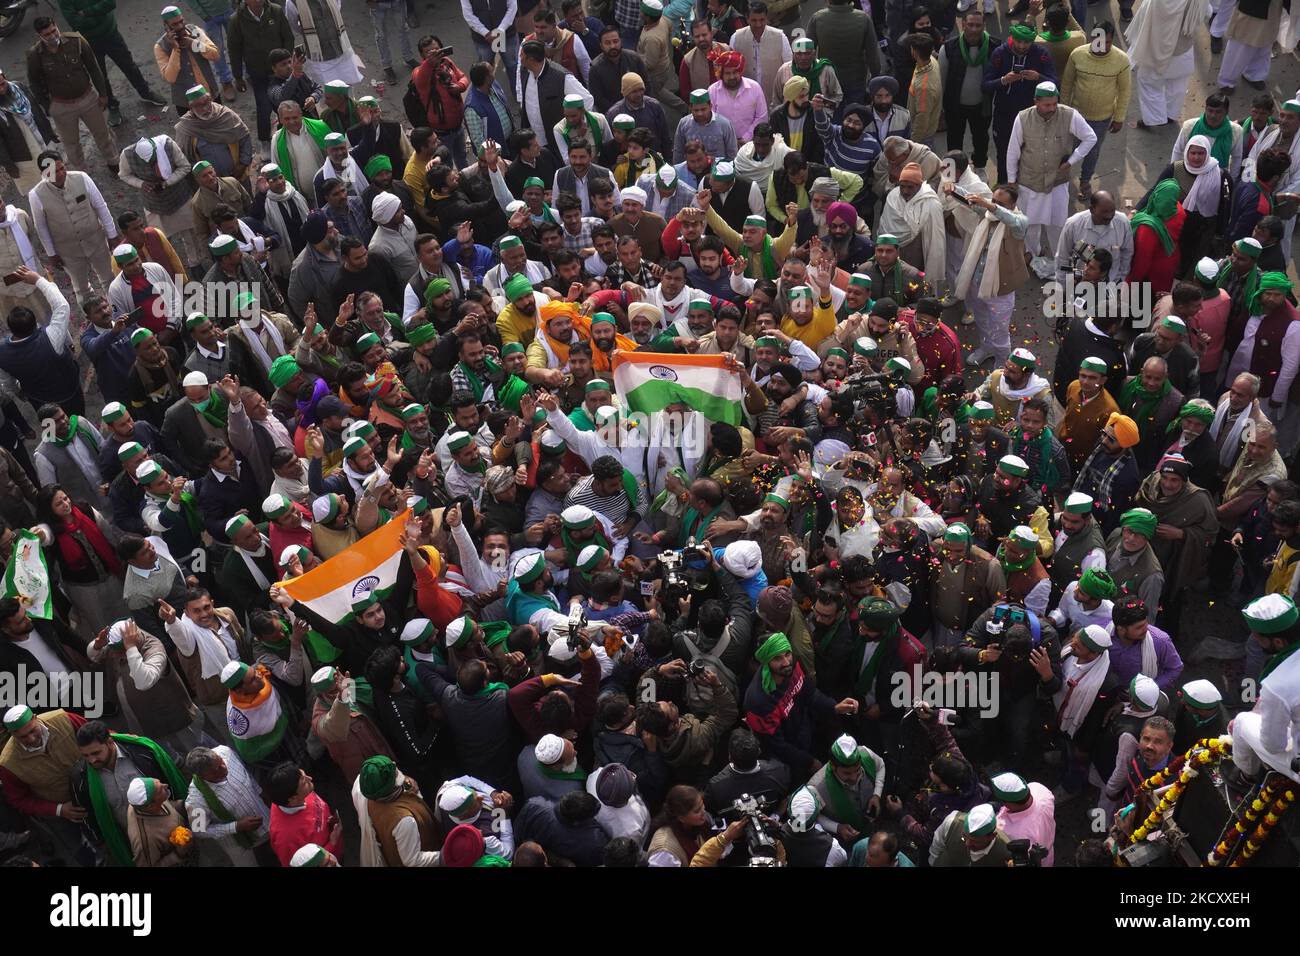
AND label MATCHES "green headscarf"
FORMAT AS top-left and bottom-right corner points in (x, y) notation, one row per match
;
(1077, 568), (1118, 600)
(1120, 508), (1157, 539)
(1167, 399), (1215, 432)
(1131, 179), (1181, 255)
(755, 633), (793, 694)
